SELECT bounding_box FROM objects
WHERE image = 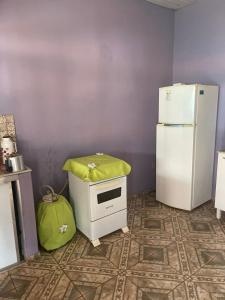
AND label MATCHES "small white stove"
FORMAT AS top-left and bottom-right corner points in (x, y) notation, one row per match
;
(68, 173), (129, 246)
